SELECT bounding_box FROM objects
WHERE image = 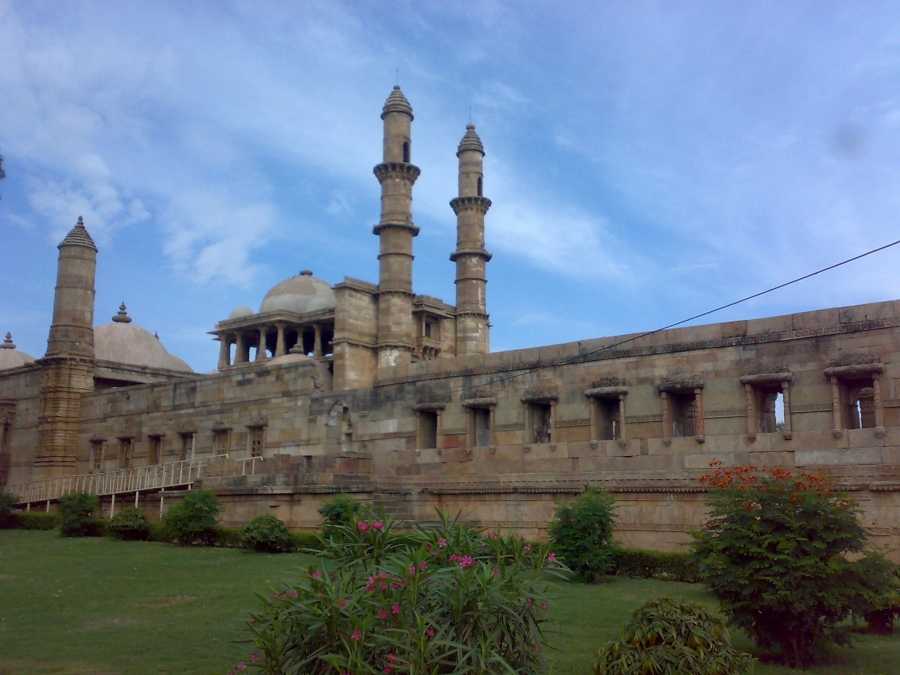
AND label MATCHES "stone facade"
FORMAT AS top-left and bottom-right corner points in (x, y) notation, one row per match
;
(2, 87), (900, 558)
